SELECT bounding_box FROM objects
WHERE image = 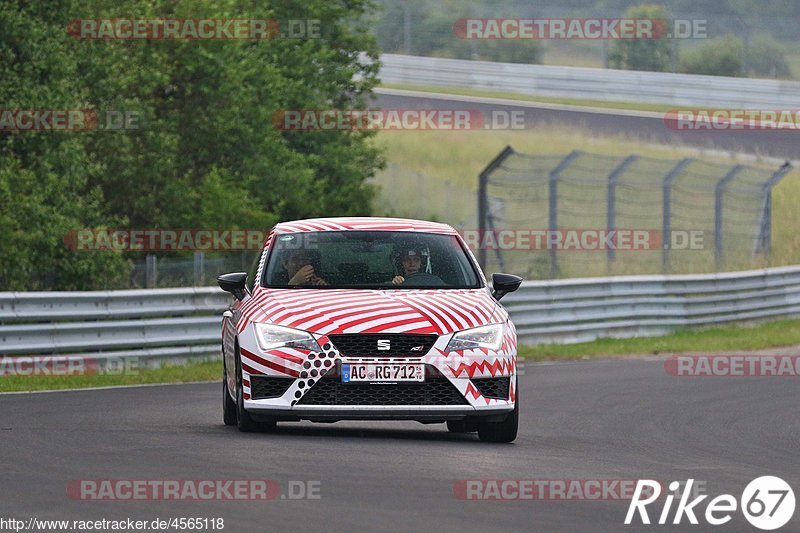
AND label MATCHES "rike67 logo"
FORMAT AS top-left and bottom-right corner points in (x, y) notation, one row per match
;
(626, 477), (795, 530)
